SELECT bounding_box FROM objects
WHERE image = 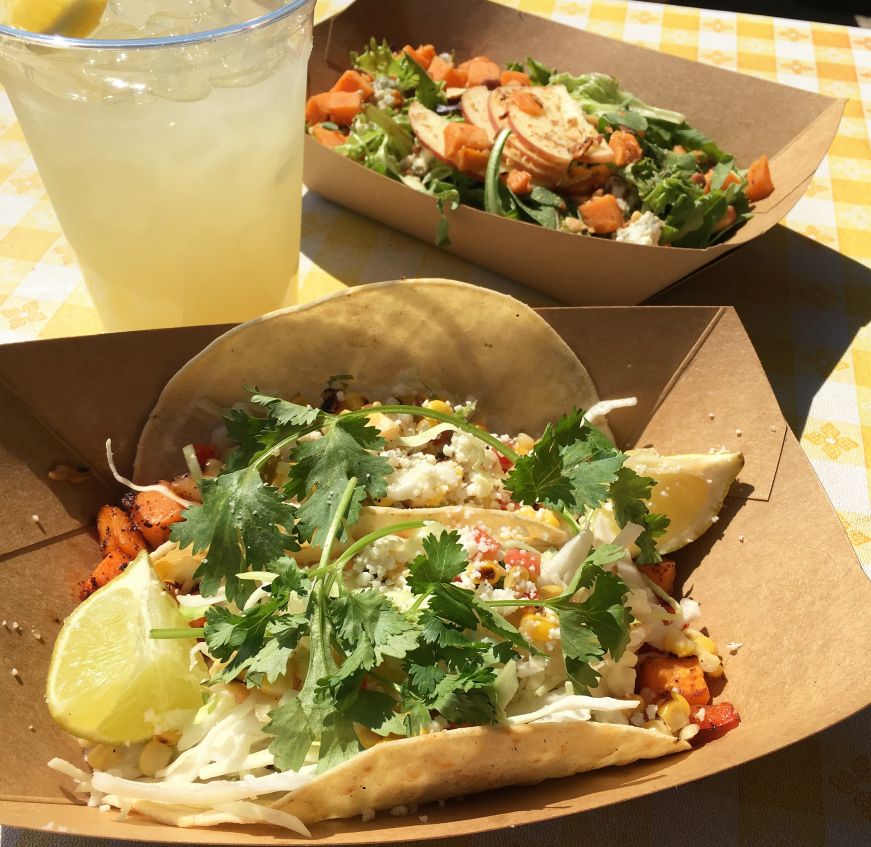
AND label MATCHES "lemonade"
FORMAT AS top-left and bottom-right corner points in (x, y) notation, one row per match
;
(0, 1), (315, 329)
